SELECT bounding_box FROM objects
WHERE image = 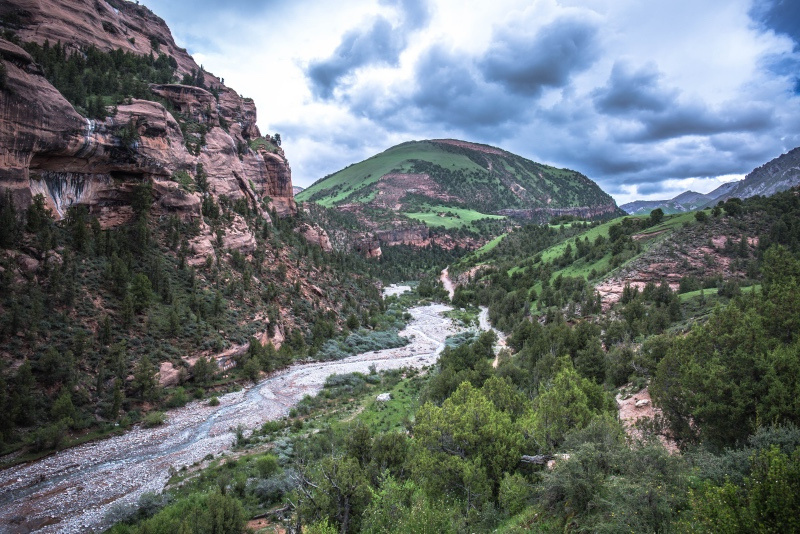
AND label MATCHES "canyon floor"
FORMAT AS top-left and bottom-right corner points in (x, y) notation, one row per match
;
(0, 296), (463, 534)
